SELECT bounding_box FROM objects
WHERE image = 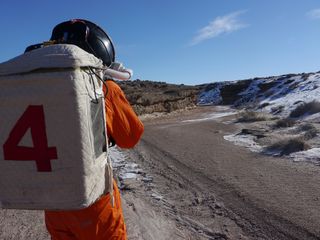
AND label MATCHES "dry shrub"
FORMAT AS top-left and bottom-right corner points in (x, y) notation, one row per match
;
(237, 111), (268, 122)
(271, 105), (284, 114)
(296, 123), (319, 140)
(274, 118), (296, 128)
(265, 138), (310, 156)
(297, 123), (316, 132)
(289, 101), (320, 118)
(304, 128), (319, 140)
